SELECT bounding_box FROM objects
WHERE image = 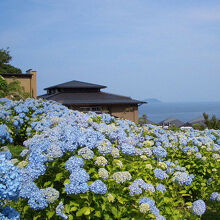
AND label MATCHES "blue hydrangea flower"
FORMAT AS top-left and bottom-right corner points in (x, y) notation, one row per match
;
(46, 144), (63, 160)
(150, 206), (160, 216)
(142, 148), (152, 156)
(139, 196), (164, 218)
(153, 146), (167, 158)
(129, 181), (143, 196)
(210, 192), (220, 201)
(19, 181), (39, 199)
(0, 206), (20, 220)
(69, 168), (90, 184)
(0, 159), (21, 201)
(139, 197), (155, 208)
(154, 168), (168, 180)
(172, 172), (194, 185)
(27, 191), (49, 210)
(195, 152), (202, 159)
(89, 180), (107, 194)
(156, 214), (166, 220)
(97, 142), (113, 155)
(65, 156), (84, 172)
(100, 114), (114, 123)
(0, 151), (12, 160)
(0, 124), (13, 144)
(20, 149), (29, 157)
(192, 200), (206, 216)
(56, 202), (68, 219)
(156, 184), (166, 193)
(120, 143), (136, 155)
(65, 182), (89, 195)
(142, 183), (155, 193)
(24, 162), (46, 180)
